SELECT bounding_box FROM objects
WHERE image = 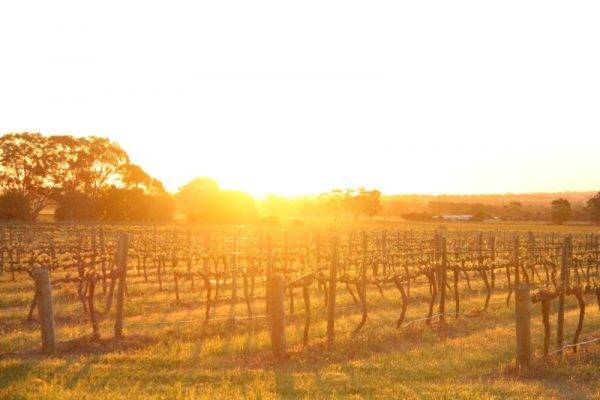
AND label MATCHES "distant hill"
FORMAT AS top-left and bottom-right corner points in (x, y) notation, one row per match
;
(380, 190), (599, 220)
(383, 191), (598, 207)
